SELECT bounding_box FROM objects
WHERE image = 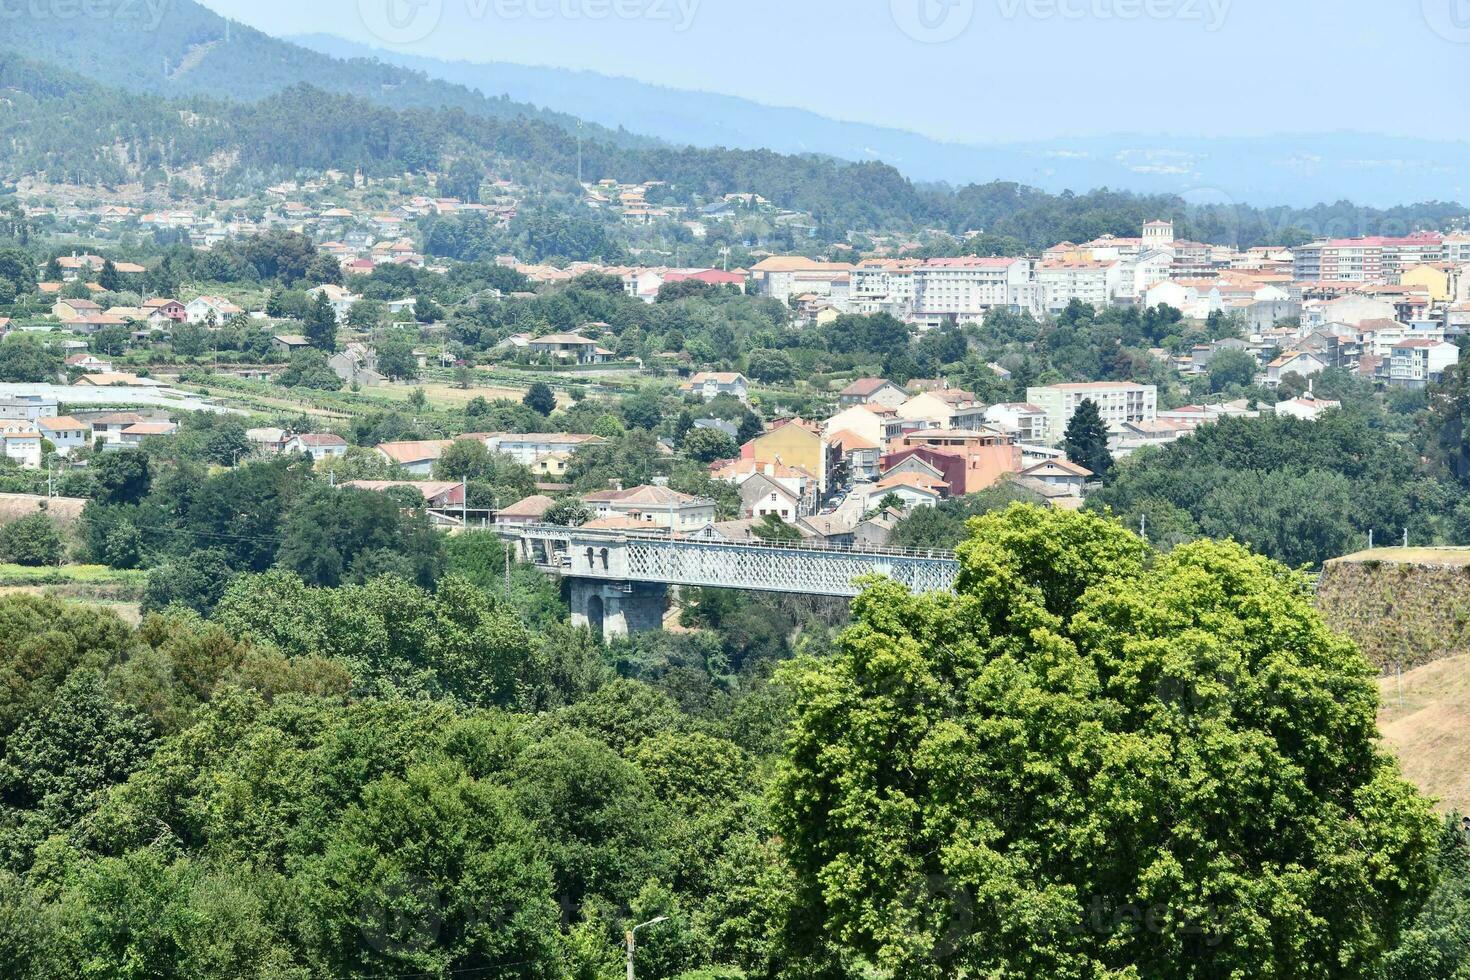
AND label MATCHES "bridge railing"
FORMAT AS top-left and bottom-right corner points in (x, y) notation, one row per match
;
(510, 522), (959, 562)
